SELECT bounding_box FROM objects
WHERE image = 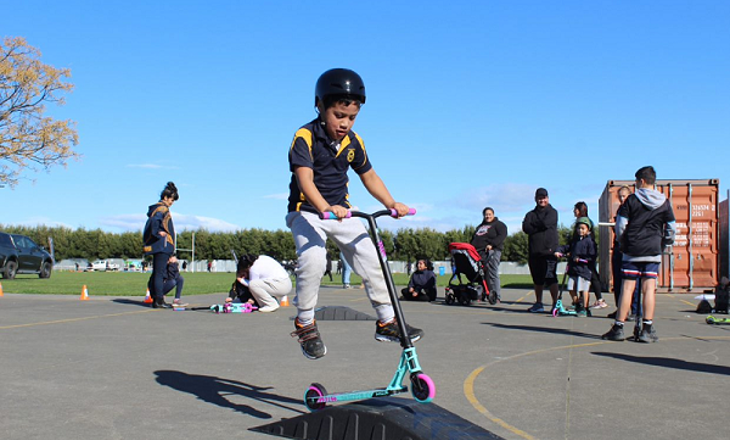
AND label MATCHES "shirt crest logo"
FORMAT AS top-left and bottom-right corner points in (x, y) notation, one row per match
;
(347, 148), (355, 163)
